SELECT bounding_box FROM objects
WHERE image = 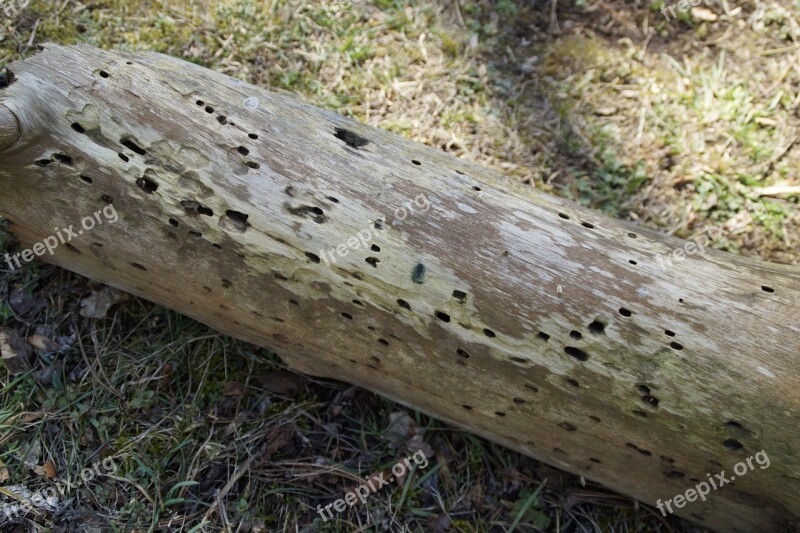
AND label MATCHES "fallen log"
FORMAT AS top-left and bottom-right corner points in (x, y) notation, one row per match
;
(0, 43), (798, 532)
